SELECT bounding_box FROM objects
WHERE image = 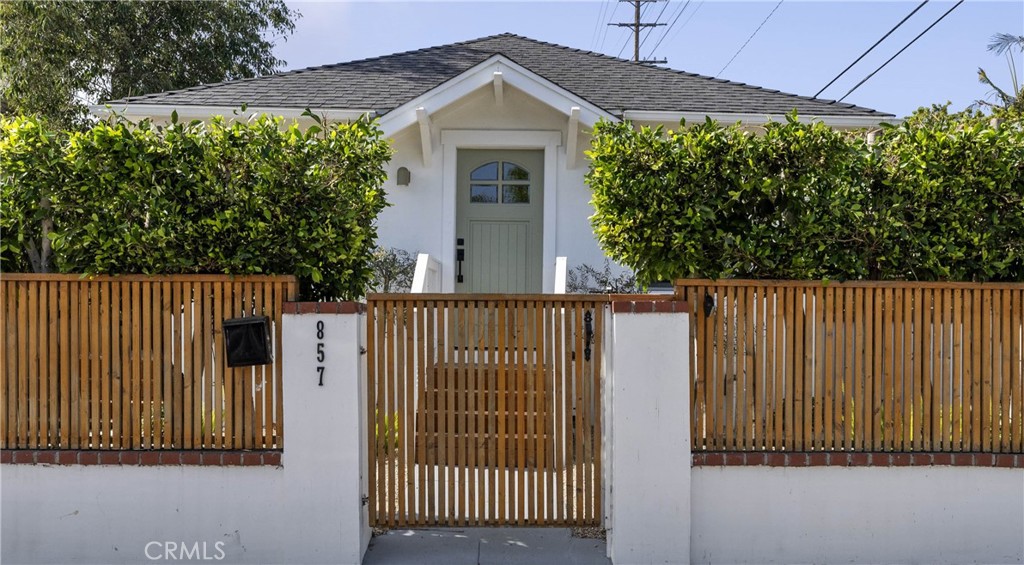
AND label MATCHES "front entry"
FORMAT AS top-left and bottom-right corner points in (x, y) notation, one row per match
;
(455, 149), (544, 293)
